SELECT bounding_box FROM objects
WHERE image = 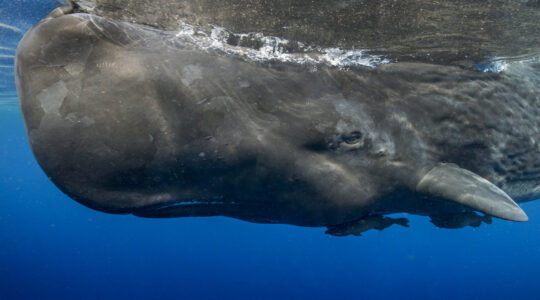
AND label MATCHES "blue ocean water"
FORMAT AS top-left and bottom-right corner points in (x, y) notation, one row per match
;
(1, 1), (540, 299)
